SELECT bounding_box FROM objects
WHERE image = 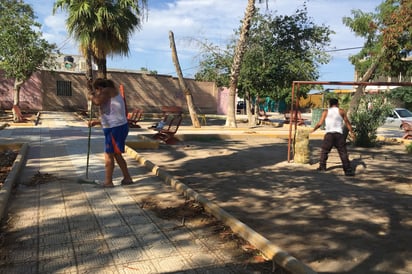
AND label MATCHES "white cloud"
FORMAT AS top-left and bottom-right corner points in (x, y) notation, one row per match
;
(25, 0), (382, 80)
